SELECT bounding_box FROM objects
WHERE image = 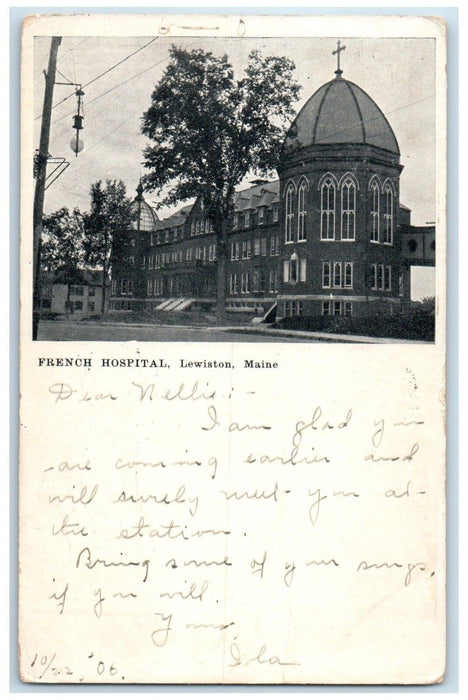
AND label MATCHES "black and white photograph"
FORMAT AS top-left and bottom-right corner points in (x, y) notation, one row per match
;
(33, 31), (437, 343)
